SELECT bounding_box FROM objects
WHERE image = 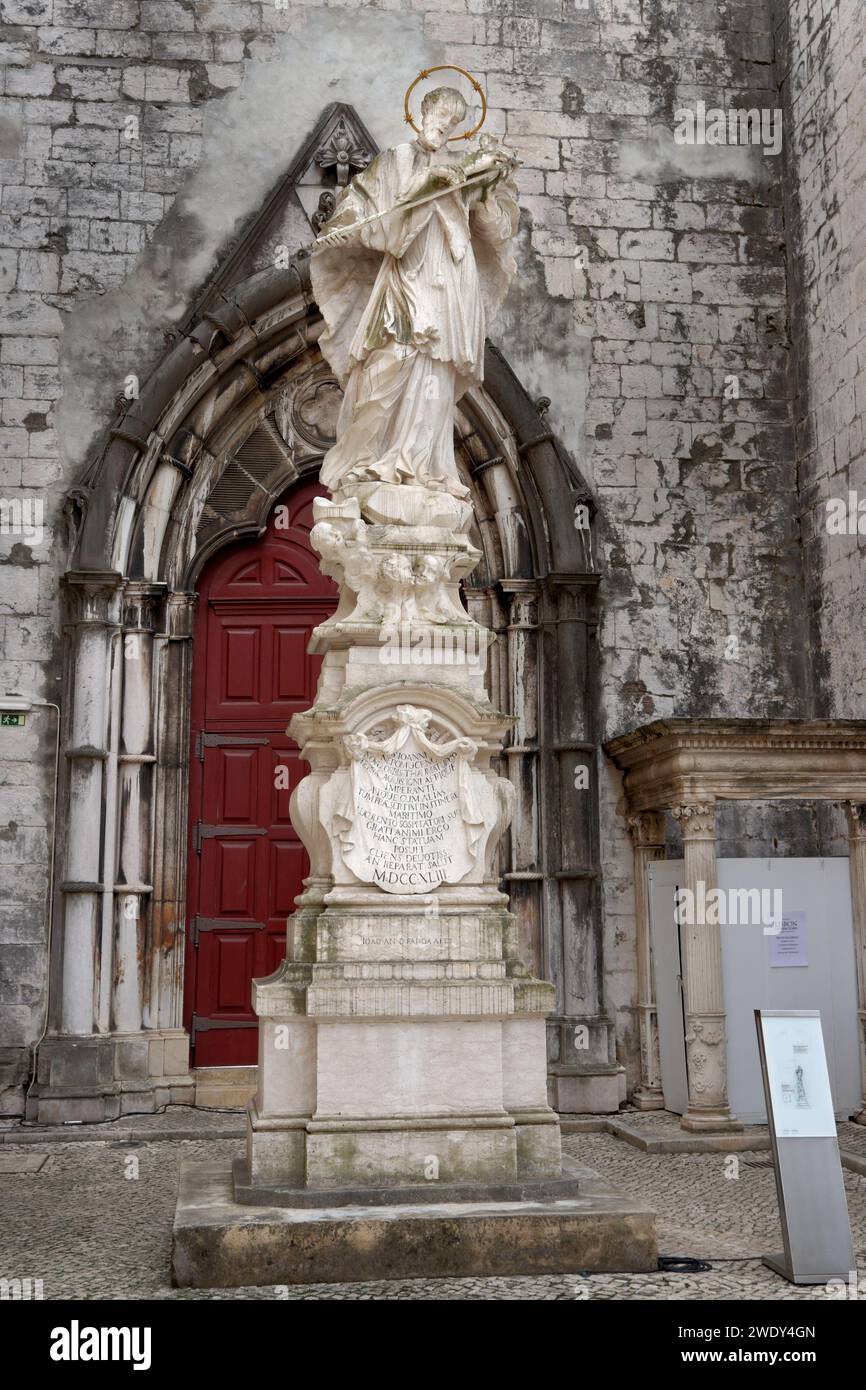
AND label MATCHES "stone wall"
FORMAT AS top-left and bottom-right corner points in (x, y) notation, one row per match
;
(0, 0), (834, 1107)
(775, 0), (866, 717)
